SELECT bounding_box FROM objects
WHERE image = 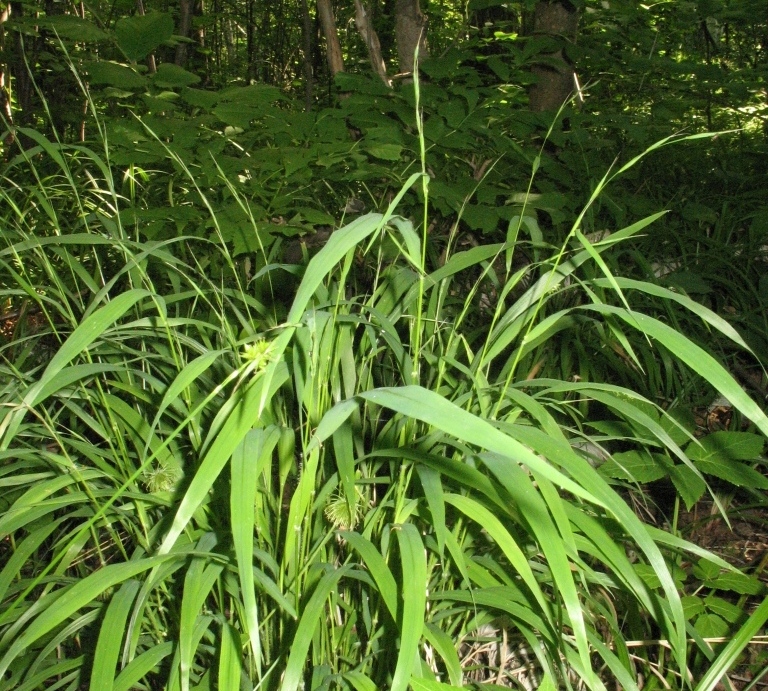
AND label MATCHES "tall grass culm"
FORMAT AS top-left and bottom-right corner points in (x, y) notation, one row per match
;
(1, 71), (767, 691)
